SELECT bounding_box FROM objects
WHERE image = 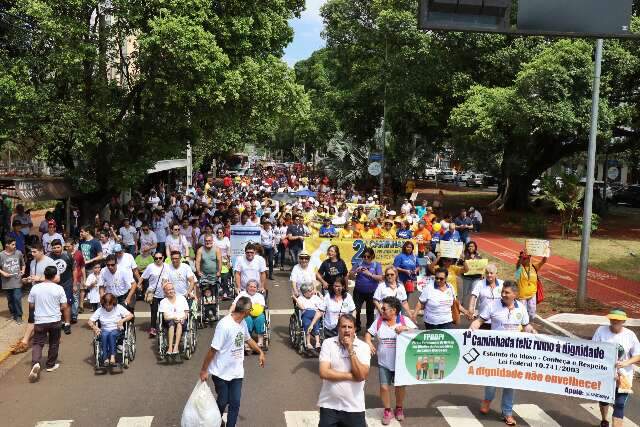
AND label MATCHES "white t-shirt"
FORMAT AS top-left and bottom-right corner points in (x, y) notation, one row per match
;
(90, 305), (131, 331)
(142, 262), (169, 298)
(28, 282), (67, 324)
(471, 279), (504, 324)
(593, 326), (640, 385)
(153, 218), (169, 243)
(148, 195), (160, 208)
(159, 295), (190, 320)
(86, 273), (101, 304)
(317, 337), (371, 413)
(42, 232), (64, 255)
(290, 264), (316, 290)
(166, 263), (195, 296)
(139, 231), (158, 251)
(233, 291), (266, 308)
(373, 282), (408, 303)
(213, 236), (231, 258)
(119, 226), (138, 246)
(319, 293), (356, 330)
(117, 252), (138, 271)
(479, 299), (529, 332)
(298, 294), (322, 311)
(418, 284), (456, 325)
(367, 315), (417, 370)
(234, 255), (267, 290)
(101, 239), (115, 256)
(98, 267), (134, 297)
(30, 256), (56, 280)
(208, 315), (251, 381)
(165, 234), (190, 257)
